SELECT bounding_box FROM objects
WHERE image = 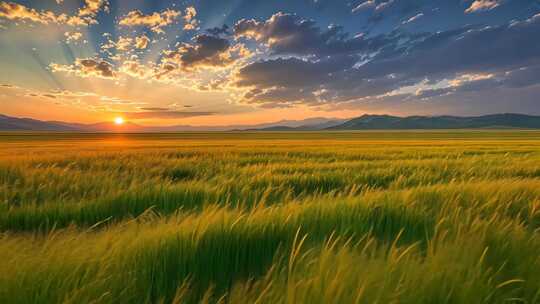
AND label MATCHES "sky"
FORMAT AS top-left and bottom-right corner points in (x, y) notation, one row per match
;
(0, 0), (539, 126)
